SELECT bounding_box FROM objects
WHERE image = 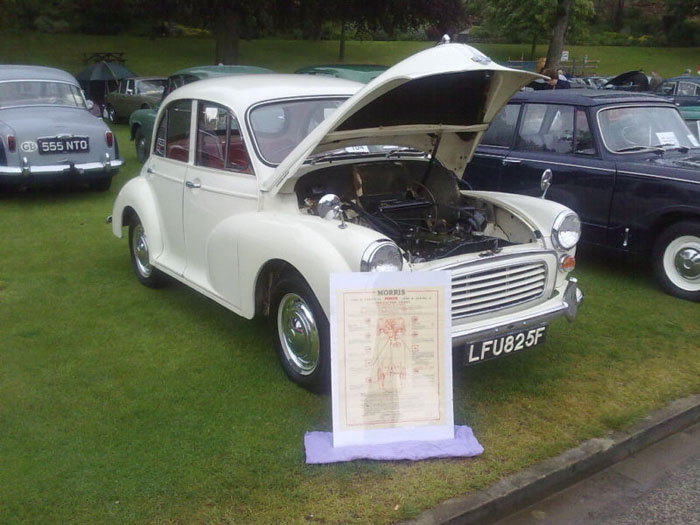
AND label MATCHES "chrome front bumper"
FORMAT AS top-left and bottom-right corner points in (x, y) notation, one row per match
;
(452, 277), (583, 352)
